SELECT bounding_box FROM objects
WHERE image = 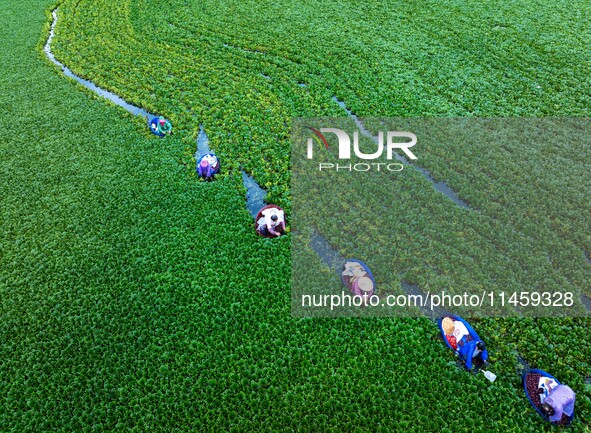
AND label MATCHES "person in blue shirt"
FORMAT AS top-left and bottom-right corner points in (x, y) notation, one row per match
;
(441, 316), (488, 370)
(458, 340), (487, 370)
